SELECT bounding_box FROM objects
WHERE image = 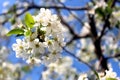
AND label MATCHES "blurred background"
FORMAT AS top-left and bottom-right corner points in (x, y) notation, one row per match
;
(0, 0), (120, 80)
